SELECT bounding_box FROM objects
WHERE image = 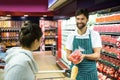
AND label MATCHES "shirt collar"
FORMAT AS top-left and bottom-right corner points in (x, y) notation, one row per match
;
(75, 28), (90, 36)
